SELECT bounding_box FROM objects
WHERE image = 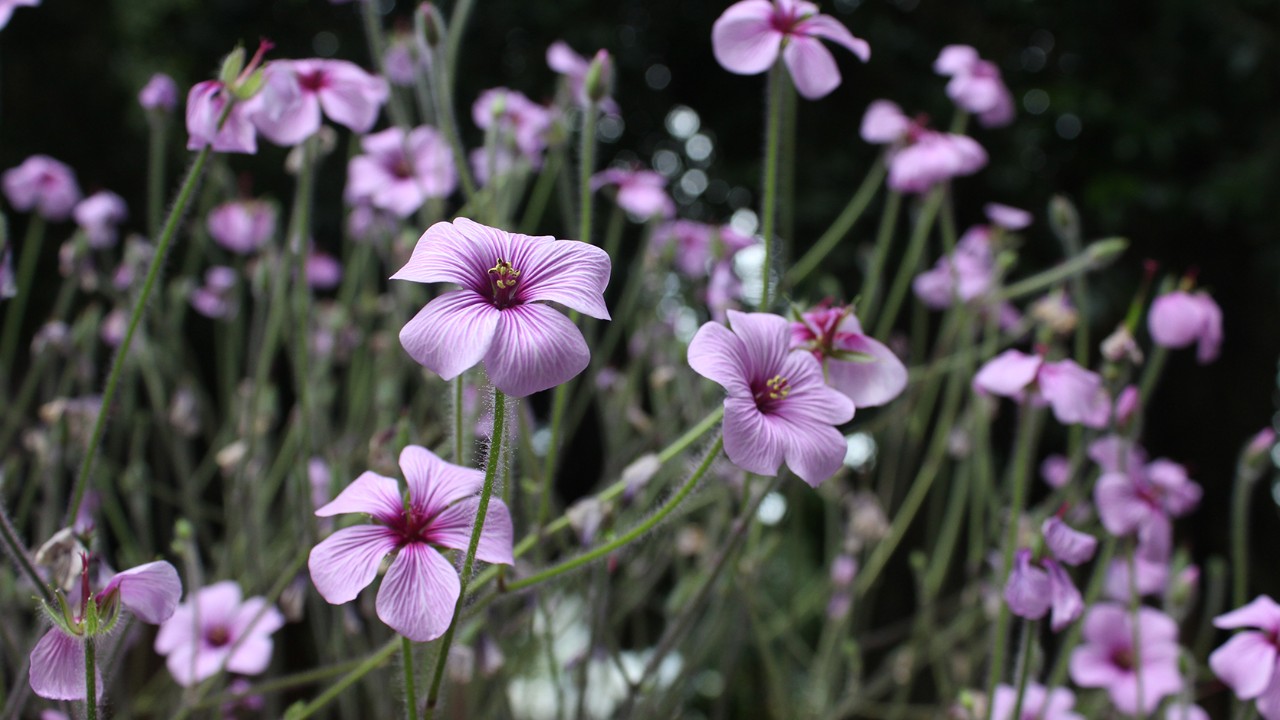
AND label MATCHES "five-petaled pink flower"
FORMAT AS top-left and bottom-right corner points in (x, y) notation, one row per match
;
(154, 581), (286, 686)
(308, 445), (515, 641)
(1209, 595), (1280, 719)
(345, 126), (457, 217)
(973, 349), (1111, 429)
(1094, 451), (1201, 563)
(252, 59), (389, 146)
(3, 155), (82, 221)
(789, 303), (907, 408)
(391, 217), (611, 397)
(1069, 603), (1184, 715)
(1148, 289), (1223, 364)
(688, 310), (855, 486)
(712, 0), (870, 100)
(30, 561), (182, 700)
(208, 199), (277, 255)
